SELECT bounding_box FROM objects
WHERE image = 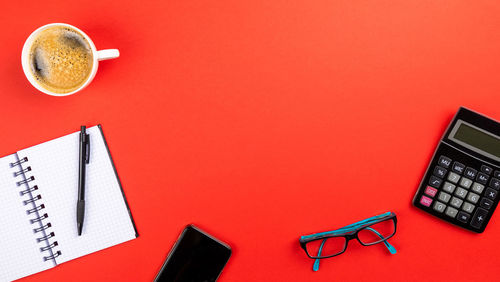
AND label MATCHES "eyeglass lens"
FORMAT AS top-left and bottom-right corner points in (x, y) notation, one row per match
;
(305, 236), (346, 258)
(357, 219), (395, 244)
